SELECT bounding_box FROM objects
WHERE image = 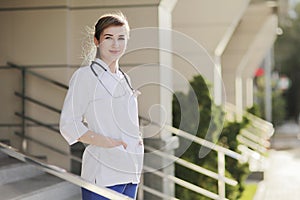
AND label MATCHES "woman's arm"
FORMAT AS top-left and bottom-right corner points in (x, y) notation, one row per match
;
(60, 68), (128, 148)
(78, 130), (127, 149)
